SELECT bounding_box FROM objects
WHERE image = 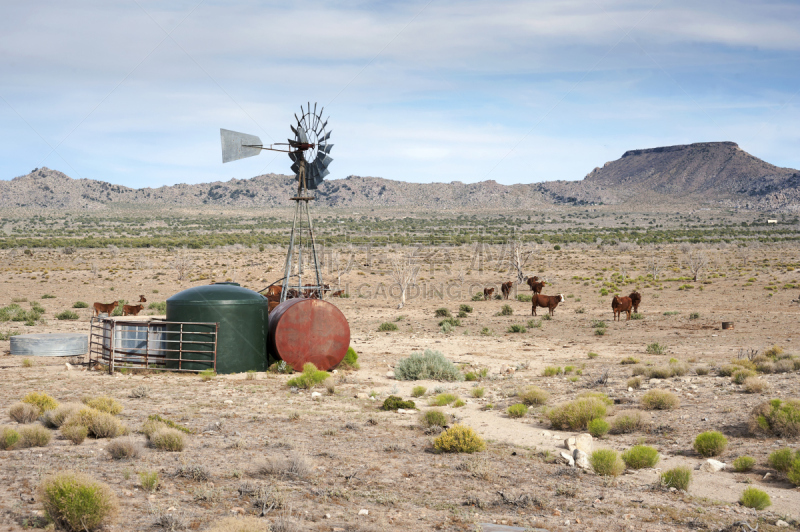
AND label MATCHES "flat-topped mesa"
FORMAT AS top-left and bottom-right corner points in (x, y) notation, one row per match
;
(621, 141), (739, 158)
